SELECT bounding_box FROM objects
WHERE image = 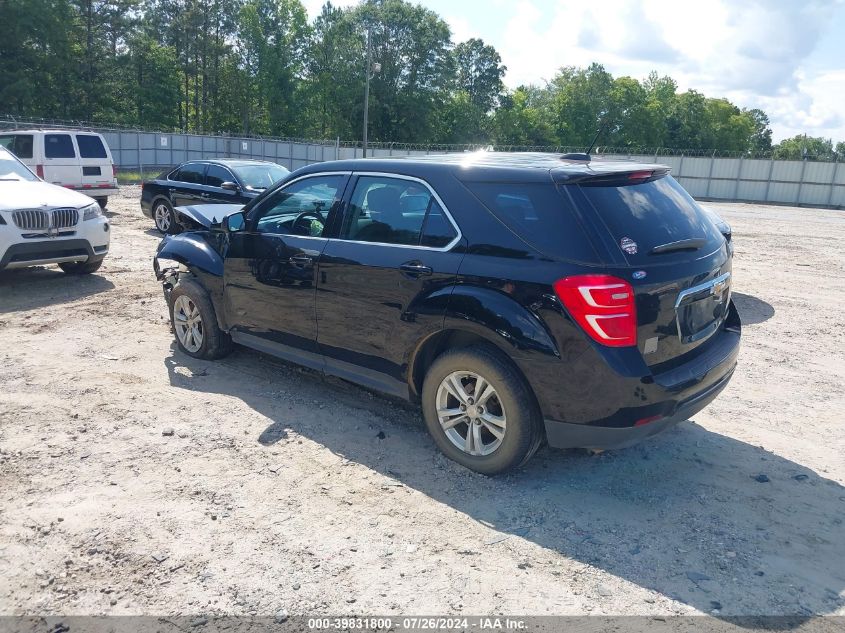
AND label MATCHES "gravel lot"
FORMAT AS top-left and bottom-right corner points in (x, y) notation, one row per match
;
(0, 186), (844, 618)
